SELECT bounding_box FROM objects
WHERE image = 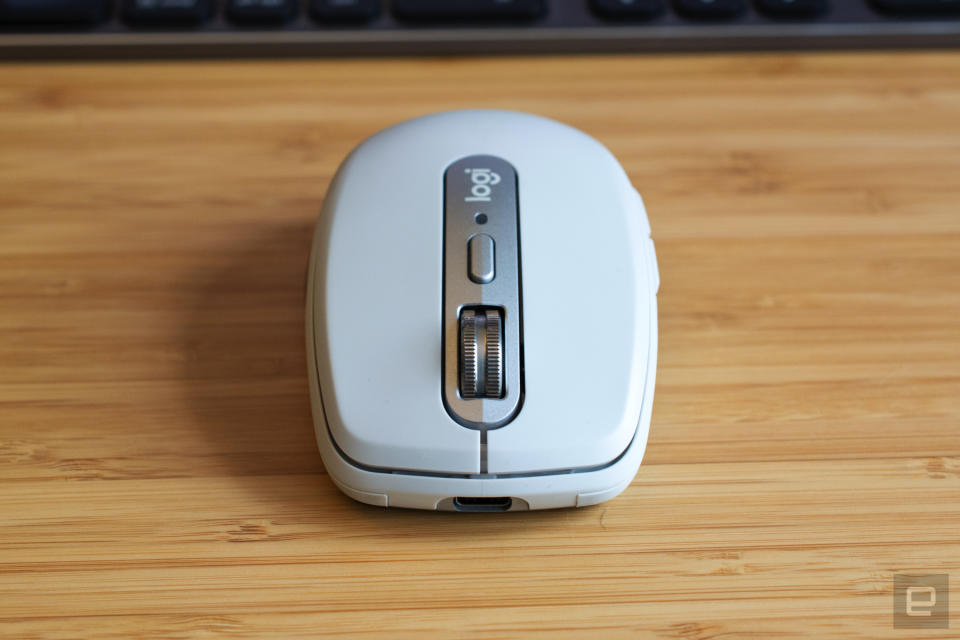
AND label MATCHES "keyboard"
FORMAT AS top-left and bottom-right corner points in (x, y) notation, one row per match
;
(1, 0), (958, 59)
